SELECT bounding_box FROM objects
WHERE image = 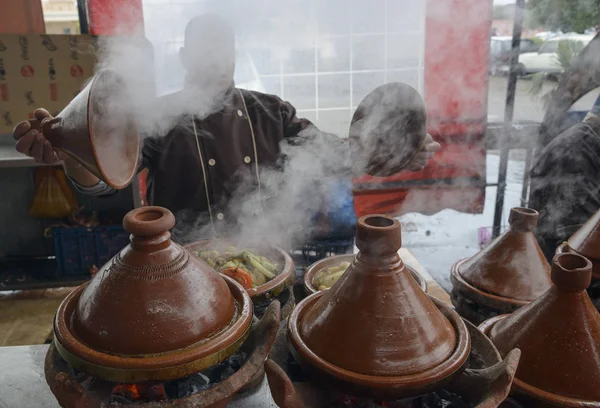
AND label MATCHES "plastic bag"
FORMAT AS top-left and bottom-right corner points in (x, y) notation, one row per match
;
(29, 167), (79, 219)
